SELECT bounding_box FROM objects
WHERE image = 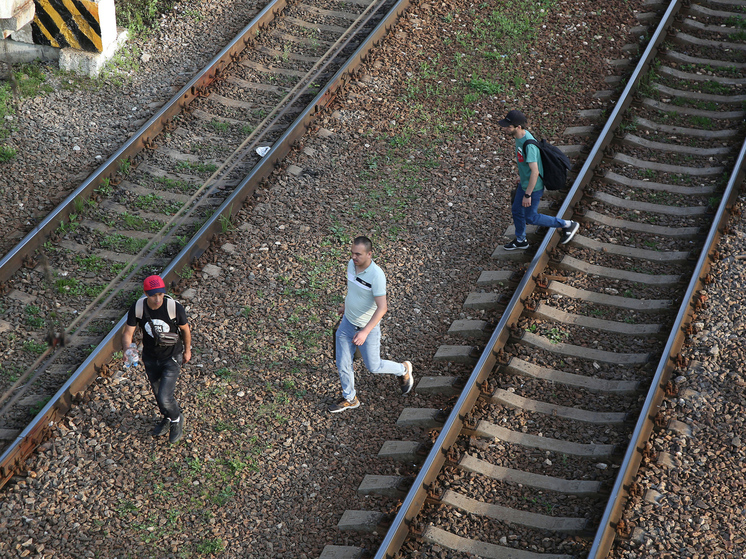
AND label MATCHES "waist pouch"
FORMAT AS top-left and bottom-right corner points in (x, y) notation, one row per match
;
(155, 331), (180, 347)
